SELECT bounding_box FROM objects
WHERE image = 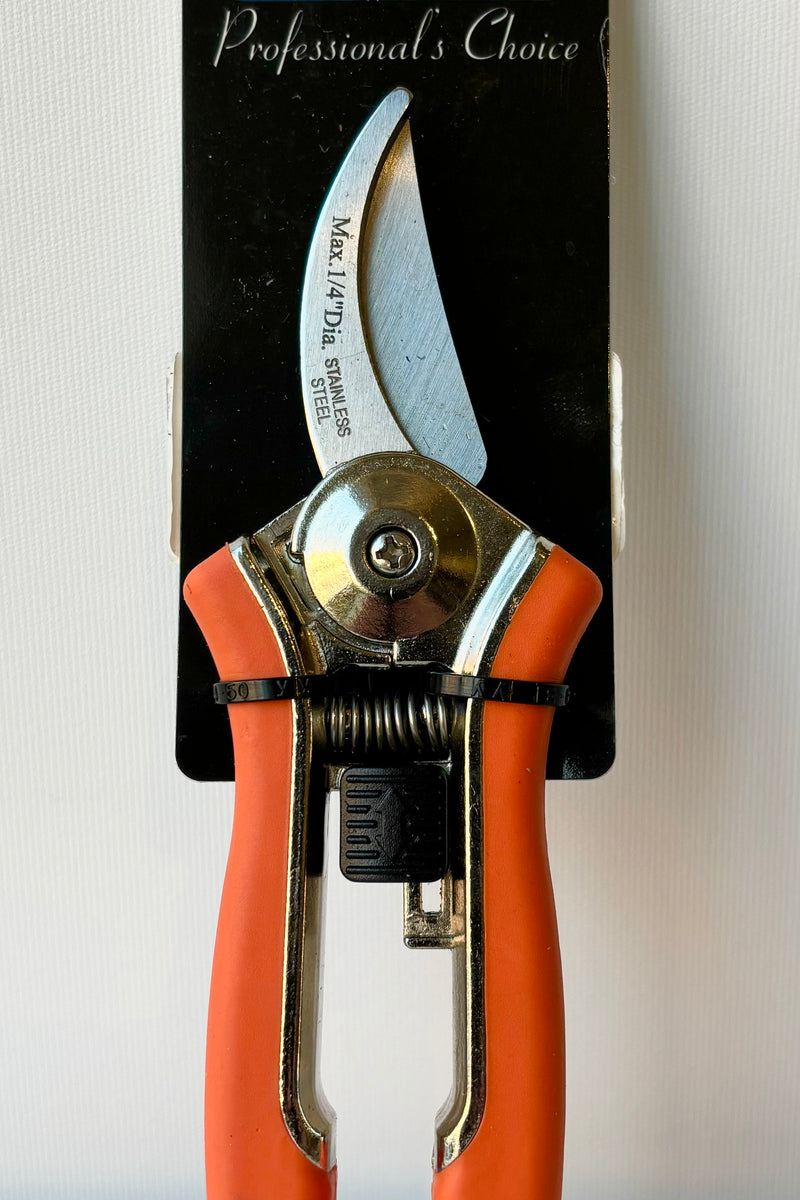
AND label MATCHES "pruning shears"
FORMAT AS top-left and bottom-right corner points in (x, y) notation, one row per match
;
(184, 87), (601, 1200)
